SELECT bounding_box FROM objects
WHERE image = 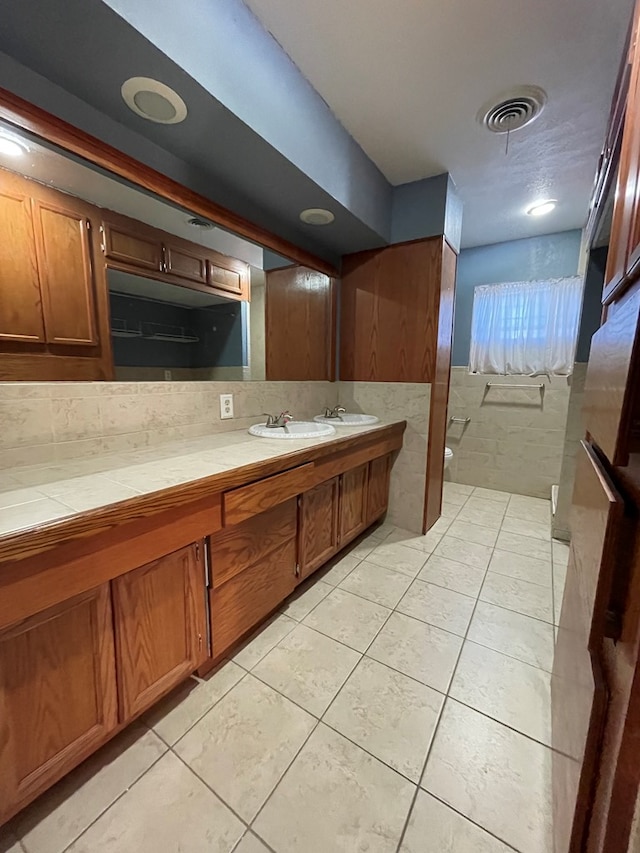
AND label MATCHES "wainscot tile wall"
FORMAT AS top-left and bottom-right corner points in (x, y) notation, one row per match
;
(0, 381), (338, 469)
(338, 382), (431, 533)
(552, 363), (587, 540)
(446, 368), (571, 499)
